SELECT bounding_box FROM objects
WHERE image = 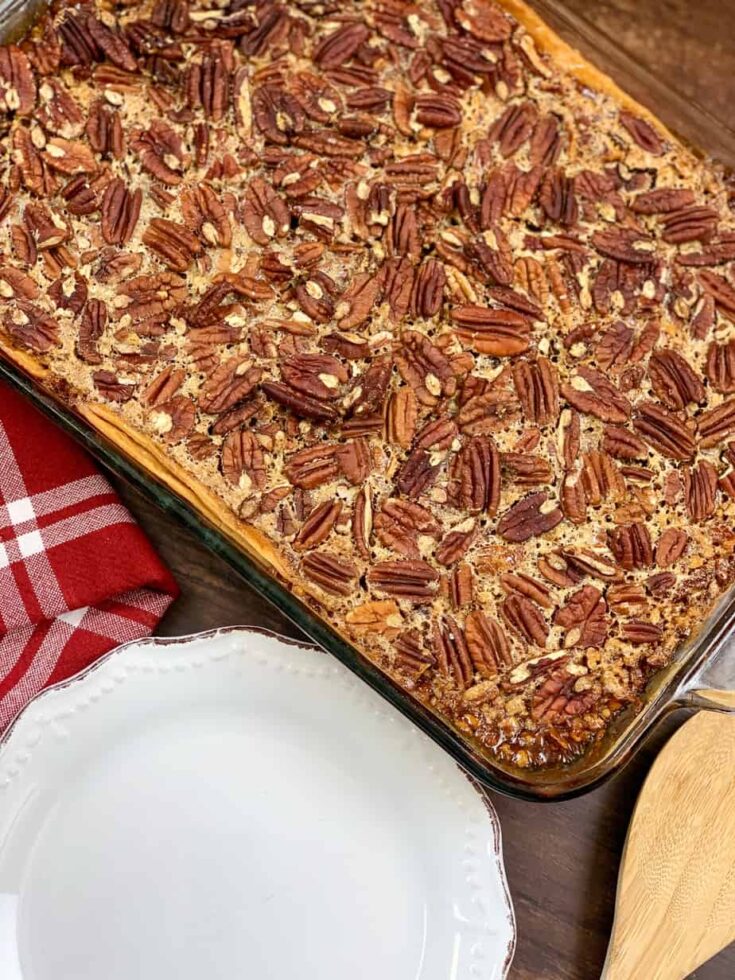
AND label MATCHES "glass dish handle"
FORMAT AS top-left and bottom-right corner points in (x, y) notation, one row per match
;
(676, 628), (735, 712)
